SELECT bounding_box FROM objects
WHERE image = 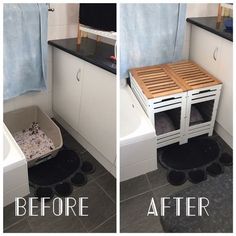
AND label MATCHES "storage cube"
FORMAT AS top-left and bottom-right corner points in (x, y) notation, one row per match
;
(130, 64), (187, 148)
(166, 60), (222, 142)
(130, 60), (222, 148)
